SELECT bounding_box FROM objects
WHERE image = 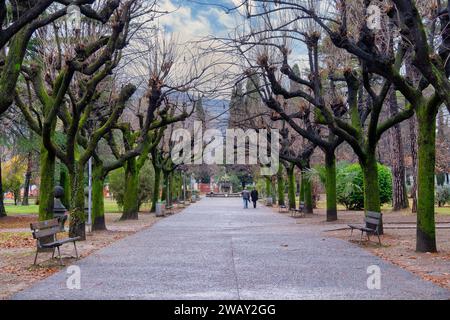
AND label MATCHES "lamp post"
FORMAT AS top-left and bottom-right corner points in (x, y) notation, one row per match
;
(183, 170), (186, 203)
(87, 157), (92, 232)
